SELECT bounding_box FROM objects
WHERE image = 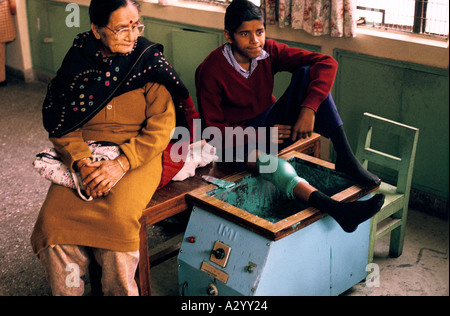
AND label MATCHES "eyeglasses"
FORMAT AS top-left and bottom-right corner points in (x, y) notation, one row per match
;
(104, 23), (145, 40)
